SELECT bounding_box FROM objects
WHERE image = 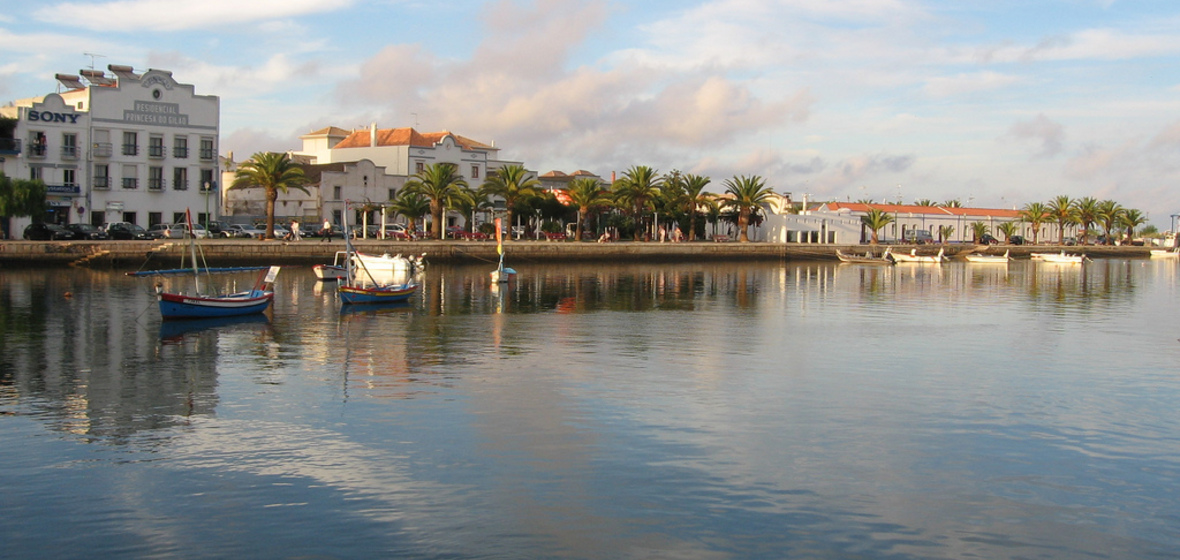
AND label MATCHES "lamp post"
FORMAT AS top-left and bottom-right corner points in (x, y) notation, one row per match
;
(204, 182), (211, 228)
